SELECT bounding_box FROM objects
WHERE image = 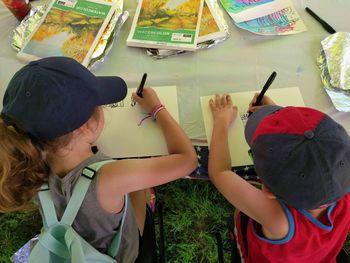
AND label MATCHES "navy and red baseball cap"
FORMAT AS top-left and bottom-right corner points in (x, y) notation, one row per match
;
(1, 57), (127, 141)
(245, 105), (350, 209)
